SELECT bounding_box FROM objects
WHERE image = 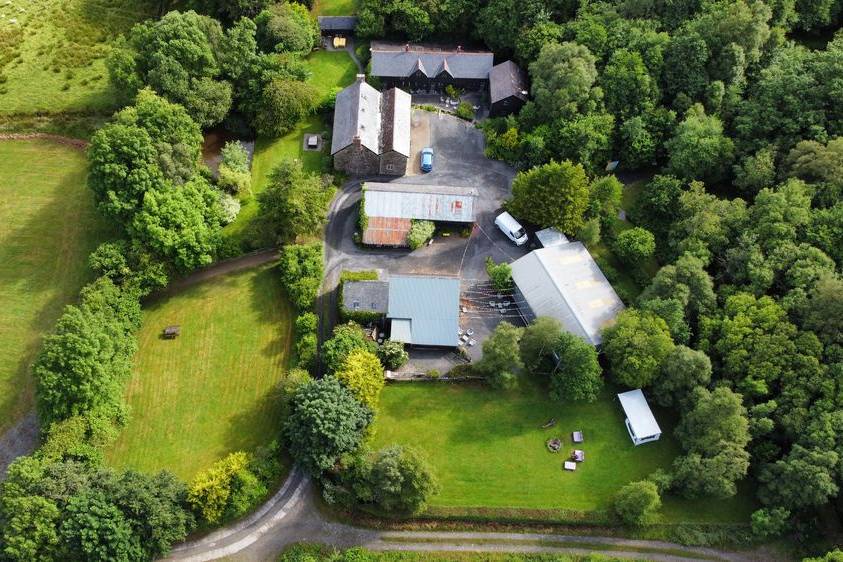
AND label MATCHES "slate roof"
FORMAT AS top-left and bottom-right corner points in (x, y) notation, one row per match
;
(331, 78), (381, 155)
(370, 41), (494, 80)
(317, 16), (358, 31)
(342, 280), (389, 314)
(489, 60), (528, 104)
(332, 78), (411, 157)
(363, 182), (478, 222)
(388, 276), (460, 346)
(380, 88), (411, 157)
(510, 242), (625, 346)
